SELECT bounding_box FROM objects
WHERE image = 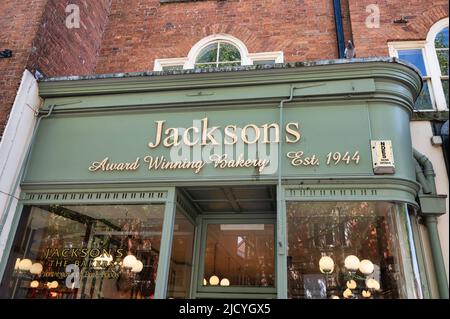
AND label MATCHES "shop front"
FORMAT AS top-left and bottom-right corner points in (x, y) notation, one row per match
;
(0, 59), (428, 299)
